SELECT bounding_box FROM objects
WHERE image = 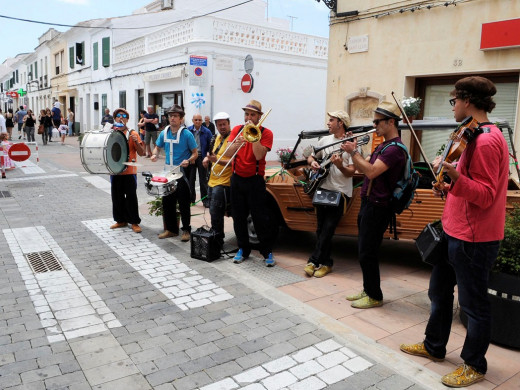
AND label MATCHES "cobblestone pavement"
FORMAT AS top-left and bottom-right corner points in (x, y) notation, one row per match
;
(0, 139), (440, 389)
